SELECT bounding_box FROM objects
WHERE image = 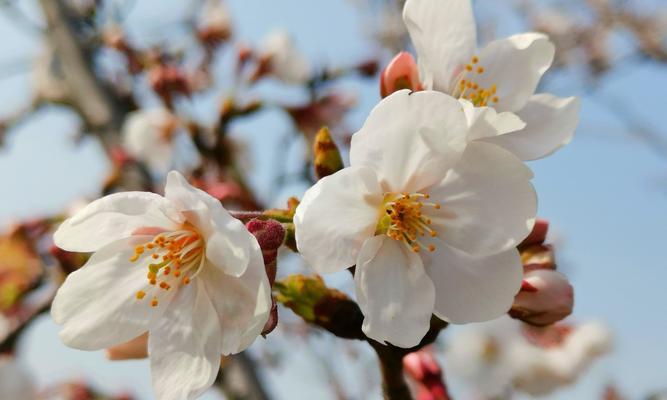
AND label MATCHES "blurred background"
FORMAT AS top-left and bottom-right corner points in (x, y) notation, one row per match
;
(0, 0), (665, 399)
